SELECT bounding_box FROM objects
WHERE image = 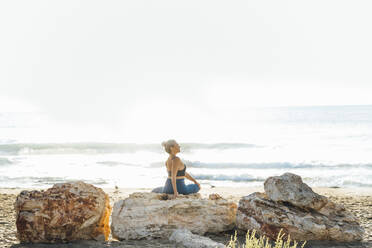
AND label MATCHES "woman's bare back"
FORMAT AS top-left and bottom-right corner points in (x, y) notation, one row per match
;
(166, 156), (185, 173)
